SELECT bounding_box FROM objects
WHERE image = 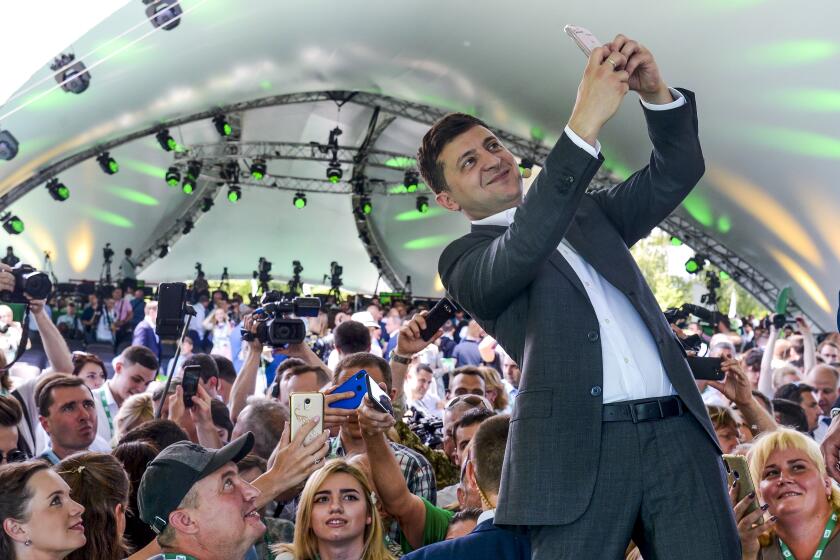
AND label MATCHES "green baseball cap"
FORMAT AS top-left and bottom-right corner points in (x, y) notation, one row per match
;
(138, 432), (255, 534)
